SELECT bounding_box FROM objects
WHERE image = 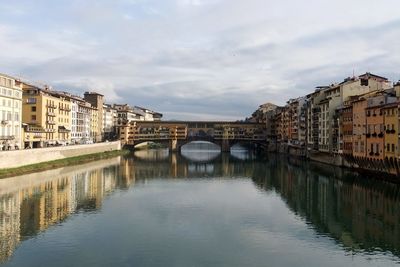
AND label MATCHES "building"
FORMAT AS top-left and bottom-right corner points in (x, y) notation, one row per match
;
(352, 96), (368, 158)
(306, 73), (392, 154)
(84, 92), (104, 142)
(382, 102), (398, 161)
(89, 105), (99, 143)
(339, 96), (358, 155)
(306, 86), (329, 152)
(21, 83), (71, 148)
(103, 104), (117, 141)
(0, 74), (22, 150)
(134, 106), (163, 121)
(365, 90), (396, 160)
